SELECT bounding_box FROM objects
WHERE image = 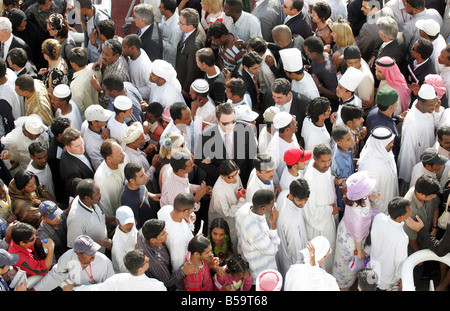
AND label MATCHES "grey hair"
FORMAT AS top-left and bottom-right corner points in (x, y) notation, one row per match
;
(180, 8), (199, 28)
(133, 3), (155, 25)
(376, 16), (398, 41)
(0, 17), (12, 33)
